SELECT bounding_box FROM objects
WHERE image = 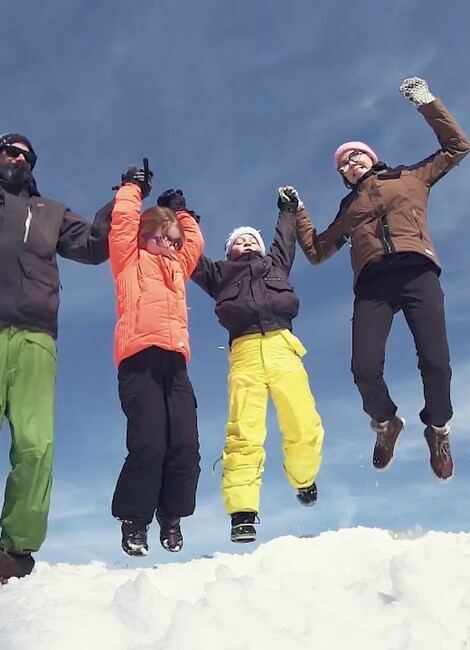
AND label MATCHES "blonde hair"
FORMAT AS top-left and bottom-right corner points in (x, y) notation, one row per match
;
(138, 206), (184, 250)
